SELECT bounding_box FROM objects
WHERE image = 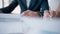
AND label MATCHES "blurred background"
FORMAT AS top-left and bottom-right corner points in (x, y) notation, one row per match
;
(0, 0), (60, 13)
(0, 0), (60, 34)
(0, 0), (20, 14)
